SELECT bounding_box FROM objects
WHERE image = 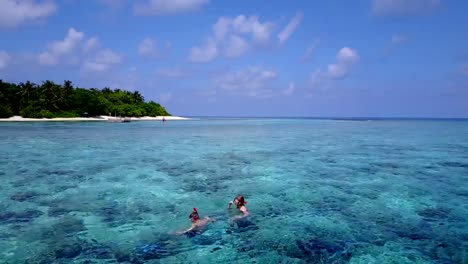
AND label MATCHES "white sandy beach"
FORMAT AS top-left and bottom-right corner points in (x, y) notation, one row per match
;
(0, 115), (189, 122)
